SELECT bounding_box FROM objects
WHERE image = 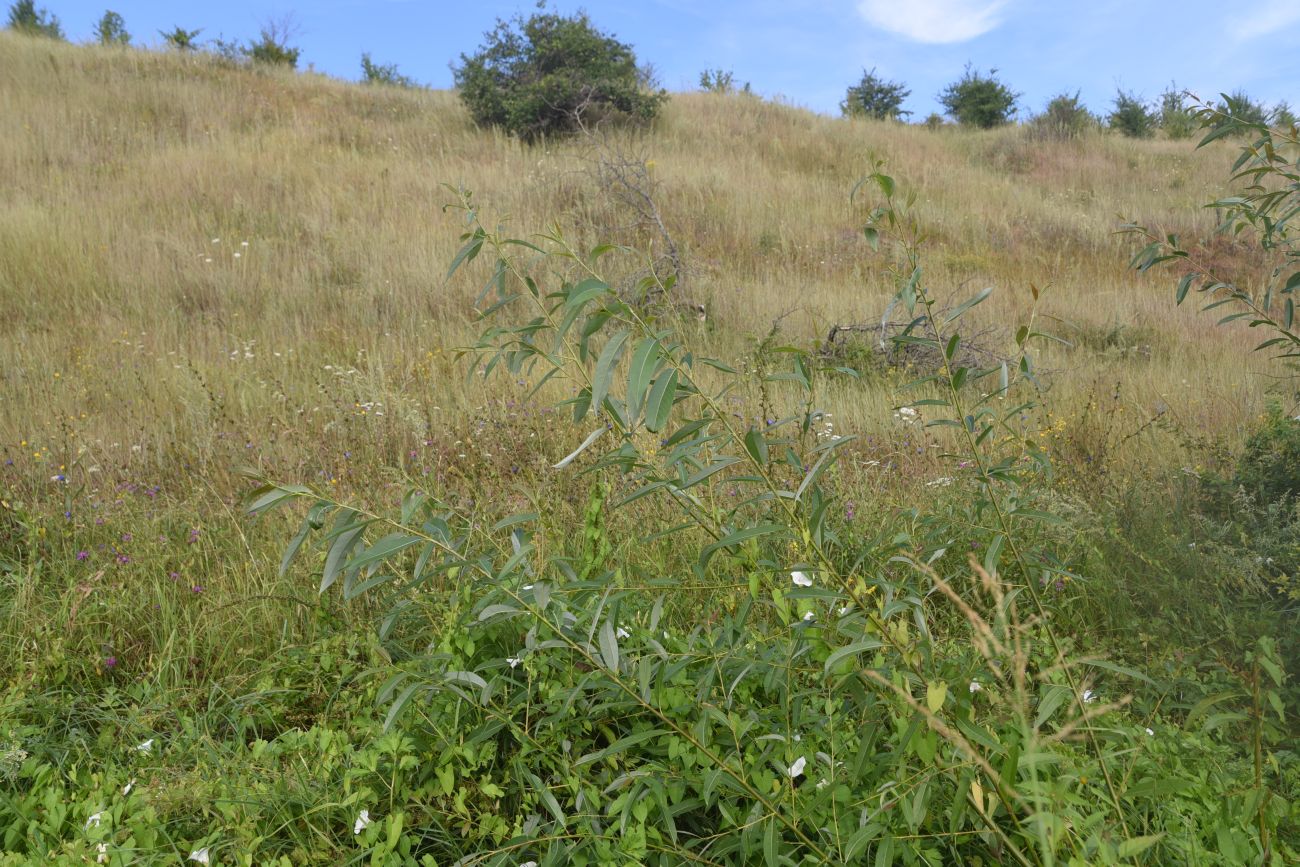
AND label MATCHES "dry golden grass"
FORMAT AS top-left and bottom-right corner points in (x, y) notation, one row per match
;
(0, 33), (1275, 498)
